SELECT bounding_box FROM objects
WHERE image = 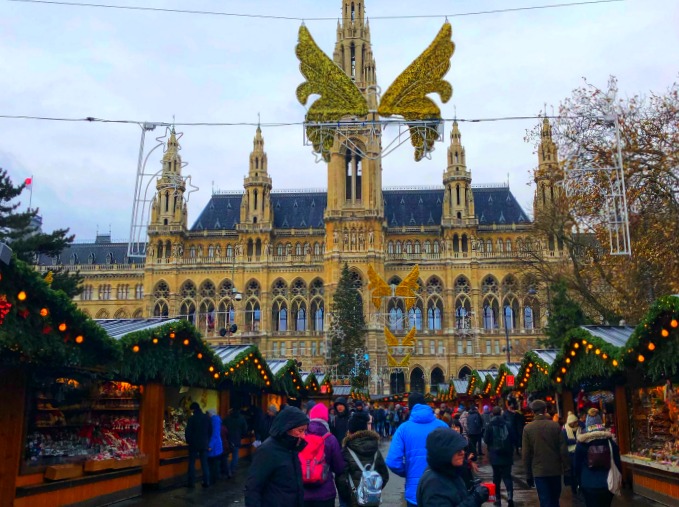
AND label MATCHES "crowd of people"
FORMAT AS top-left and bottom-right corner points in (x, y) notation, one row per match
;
(185, 394), (622, 507)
